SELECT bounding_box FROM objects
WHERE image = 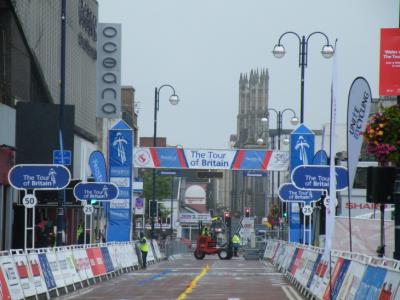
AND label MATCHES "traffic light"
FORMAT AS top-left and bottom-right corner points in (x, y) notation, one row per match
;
(90, 199), (97, 205)
(244, 207), (250, 218)
(223, 211), (231, 226)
